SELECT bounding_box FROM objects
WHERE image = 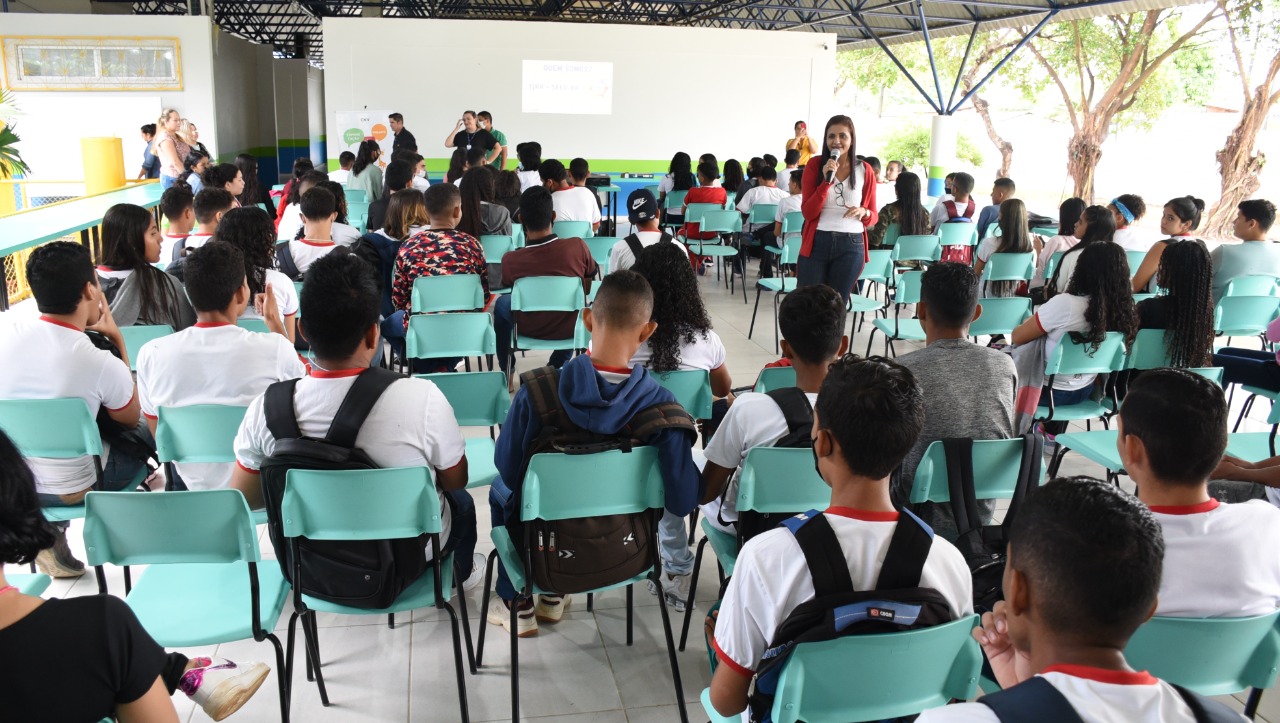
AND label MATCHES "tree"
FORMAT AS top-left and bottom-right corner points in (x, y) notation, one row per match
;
(1202, 0), (1280, 237)
(881, 123), (985, 171)
(1026, 9), (1221, 201)
(0, 90), (29, 179)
